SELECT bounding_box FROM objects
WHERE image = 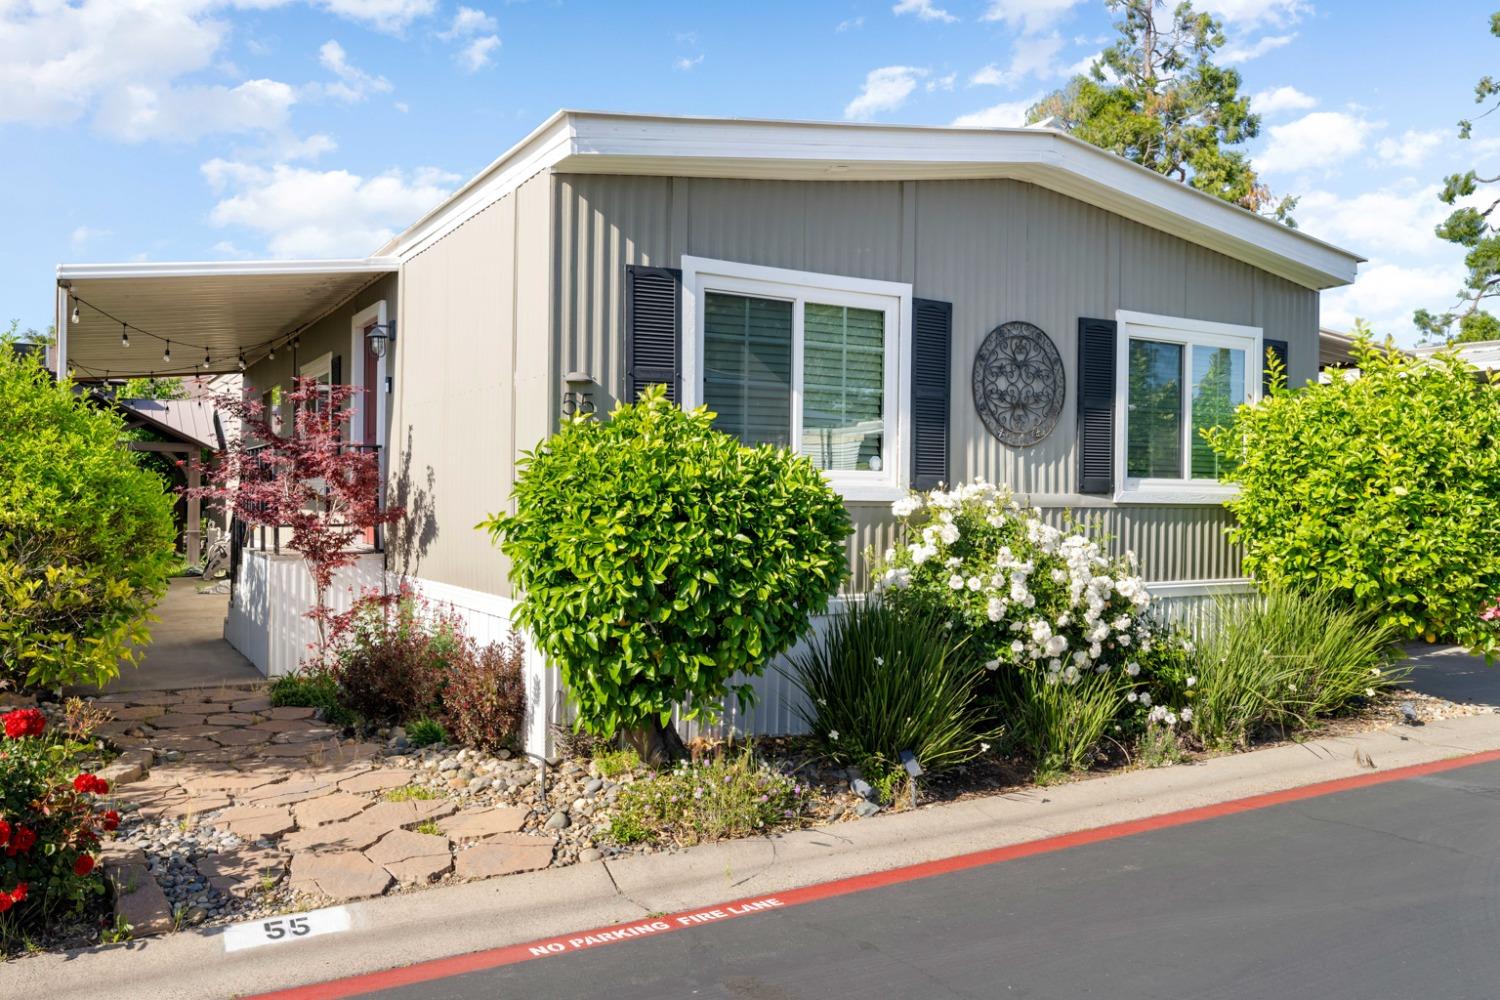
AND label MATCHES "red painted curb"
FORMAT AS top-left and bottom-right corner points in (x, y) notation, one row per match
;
(247, 746), (1500, 1000)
